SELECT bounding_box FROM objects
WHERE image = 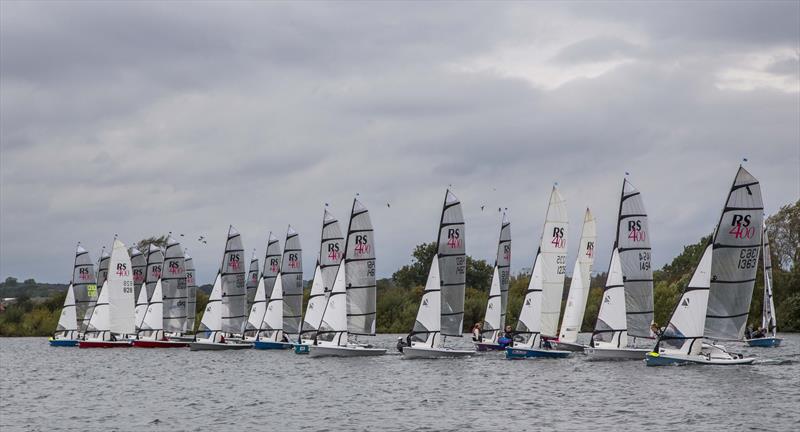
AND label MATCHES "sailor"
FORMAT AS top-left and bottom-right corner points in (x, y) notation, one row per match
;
(498, 325), (514, 348)
(650, 322), (662, 338)
(471, 323), (482, 342)
(396, 337), (406, 353)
